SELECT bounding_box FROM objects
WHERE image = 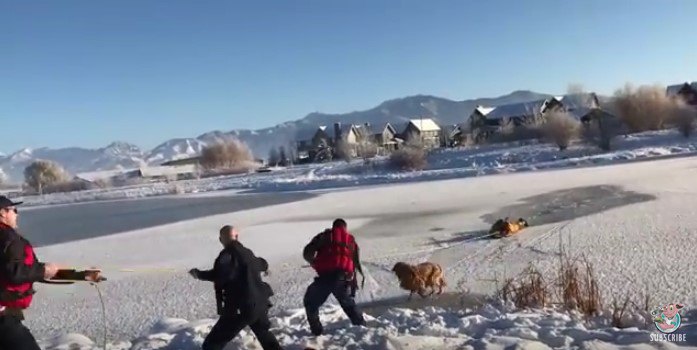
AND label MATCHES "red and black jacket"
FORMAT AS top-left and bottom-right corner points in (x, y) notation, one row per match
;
(304, 227), (362, 278)
(0, 223), (46, 309)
